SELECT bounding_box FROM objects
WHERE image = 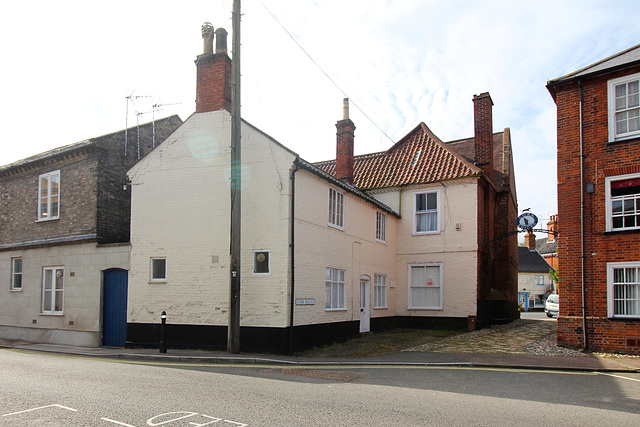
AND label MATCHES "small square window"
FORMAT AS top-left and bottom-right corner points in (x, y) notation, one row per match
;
(150, 258), (167, 282)
(253, 251), (270, 274)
